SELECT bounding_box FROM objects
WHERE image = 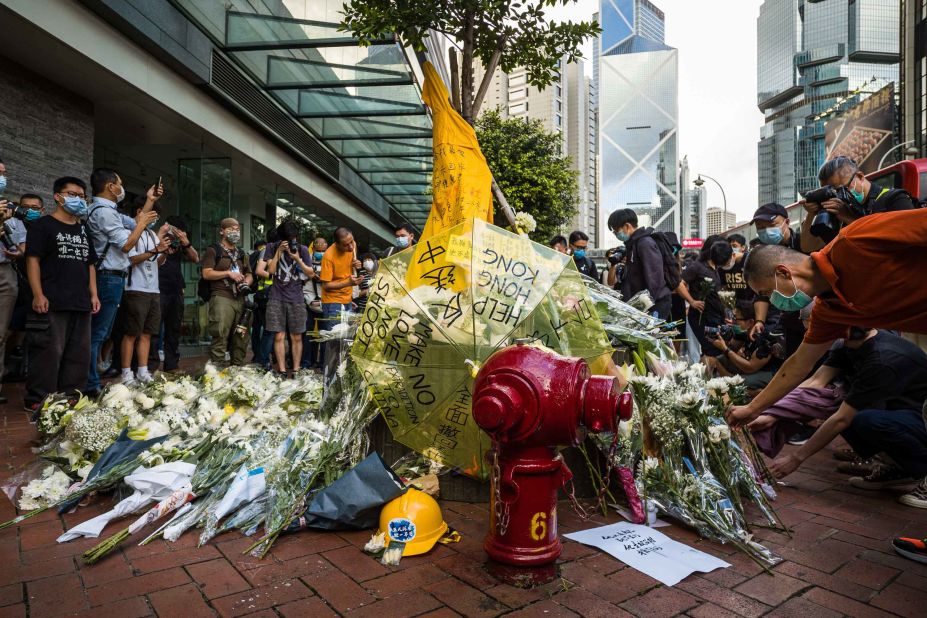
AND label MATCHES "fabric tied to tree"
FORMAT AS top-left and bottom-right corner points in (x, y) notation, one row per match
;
(420, 61), (493, 240)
